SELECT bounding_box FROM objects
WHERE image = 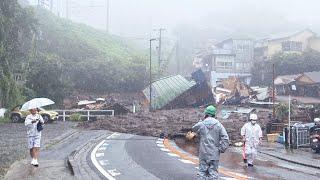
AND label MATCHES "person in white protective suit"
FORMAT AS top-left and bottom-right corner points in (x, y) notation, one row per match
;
(241, 113), (262, 167)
